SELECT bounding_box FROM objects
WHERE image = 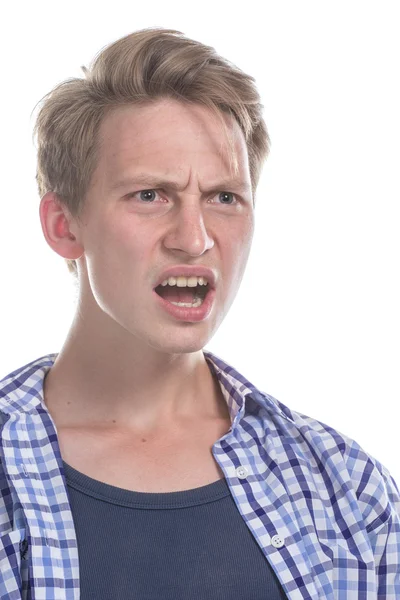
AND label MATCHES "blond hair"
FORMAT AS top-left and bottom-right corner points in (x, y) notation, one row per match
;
(33, 28), (270, 278)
